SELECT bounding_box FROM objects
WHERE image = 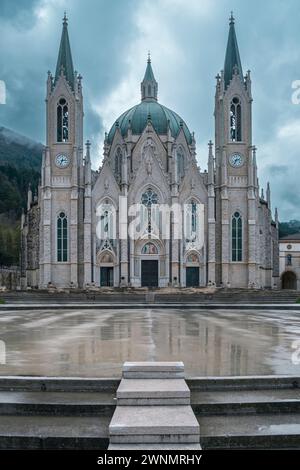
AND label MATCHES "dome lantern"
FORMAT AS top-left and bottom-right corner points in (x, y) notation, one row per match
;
(141, 52), (158, 102)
